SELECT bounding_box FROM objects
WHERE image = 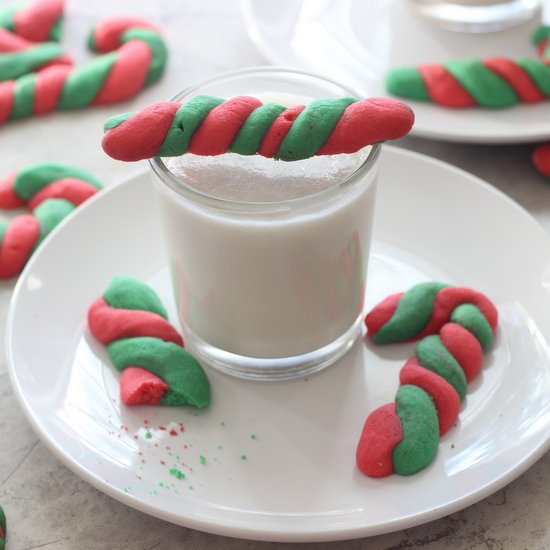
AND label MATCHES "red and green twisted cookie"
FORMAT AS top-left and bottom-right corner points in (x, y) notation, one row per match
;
(87, 276), (211, 408)
(0, 162), (103, 209)
(0, 162), (102, 278)
(386, 25), (550, 108)
(356, 282), (498, 477)
(101, 95), (415, 162)
(0, 15), (167, 123)
(0, 504), (5, 550)
(0, 0), (64, 43)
